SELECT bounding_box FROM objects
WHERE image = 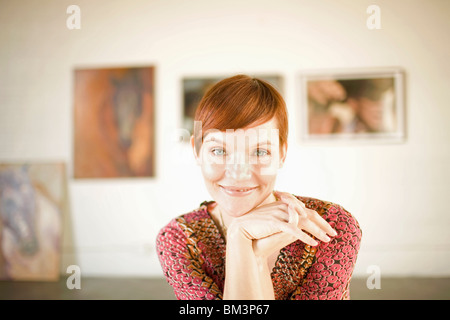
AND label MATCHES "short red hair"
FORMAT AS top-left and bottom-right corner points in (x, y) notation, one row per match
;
(193, 74), (288, 155)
